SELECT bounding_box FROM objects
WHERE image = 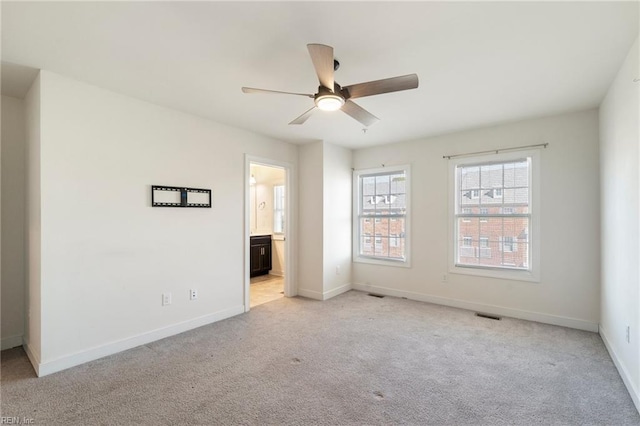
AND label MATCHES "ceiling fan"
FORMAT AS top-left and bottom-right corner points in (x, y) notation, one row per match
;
(241, 44), (419, 127)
